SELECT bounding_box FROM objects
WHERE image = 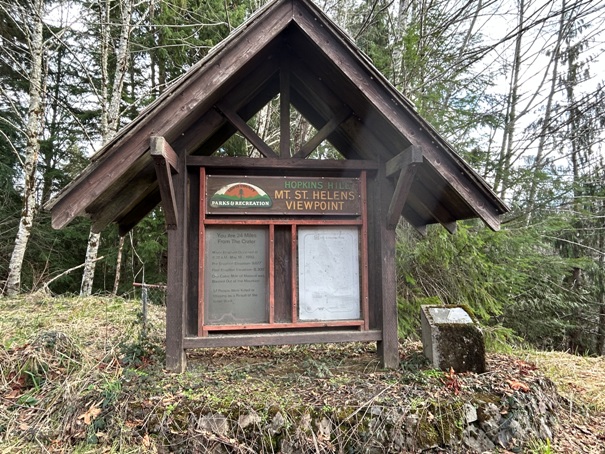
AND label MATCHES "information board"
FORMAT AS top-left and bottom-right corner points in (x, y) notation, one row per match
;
(298, 227), (360, 320)
(204, 227), (268, 324)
